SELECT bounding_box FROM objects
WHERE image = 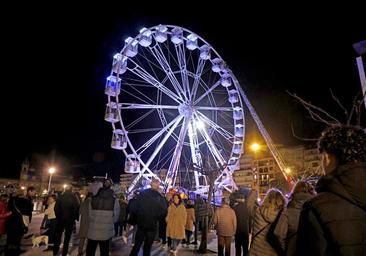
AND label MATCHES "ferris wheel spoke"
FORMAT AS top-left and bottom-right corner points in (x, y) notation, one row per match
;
(194, 113), (226, 167)
(191, 59), (206, 101)
(136, 115), (182, 154)
(121, 86), (156, 105)
(175, 43), (191, 99)
(150, 44), (188, 101)
(125, 109), (155, 130)
(119, 103), (179, 110)
(193, 80), (221, 105)
(129, 59), (183, 103)
(165, 117), (190, 190)
(195, 106), (233, 111)
(196, 111), (234, 141)
(187, 120), (204, 189)
(138, 115), (184, 175)
(128, 128), (164, 134)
